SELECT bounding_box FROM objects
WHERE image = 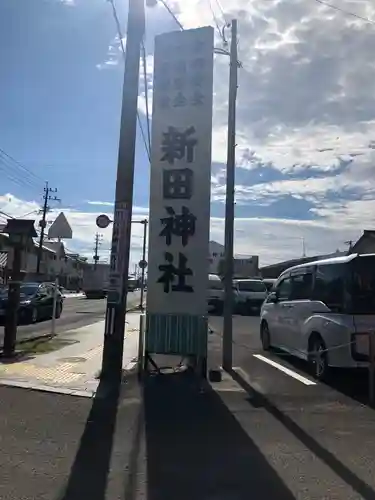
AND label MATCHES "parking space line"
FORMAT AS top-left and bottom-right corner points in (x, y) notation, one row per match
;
(253, 354), (316, 386)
